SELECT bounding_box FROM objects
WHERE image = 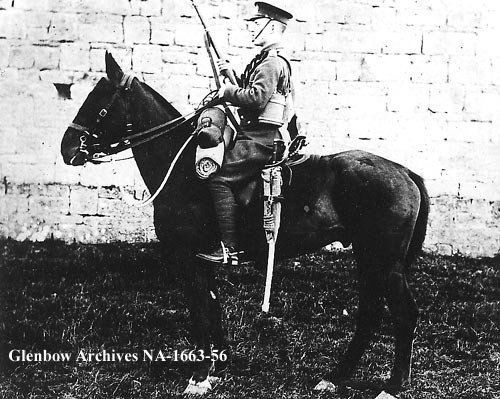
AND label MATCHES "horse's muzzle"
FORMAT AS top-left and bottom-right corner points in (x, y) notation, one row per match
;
(61, 128), (86, 166)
